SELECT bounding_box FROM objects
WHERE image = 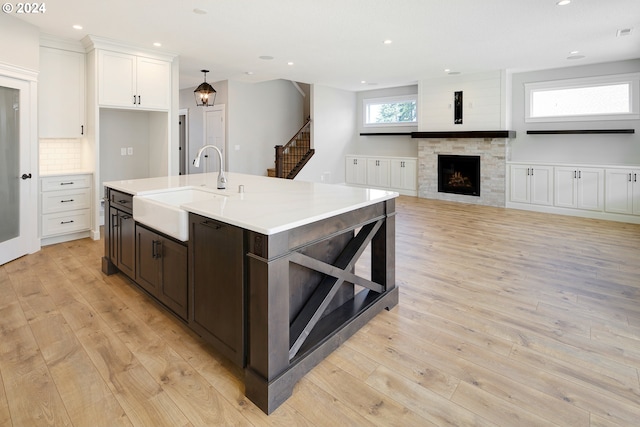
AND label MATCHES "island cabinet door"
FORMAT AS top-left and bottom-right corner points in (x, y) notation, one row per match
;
(135, 224), (188, 320)
(188, 214), (245, 367)
(109, 207), (135, 279)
